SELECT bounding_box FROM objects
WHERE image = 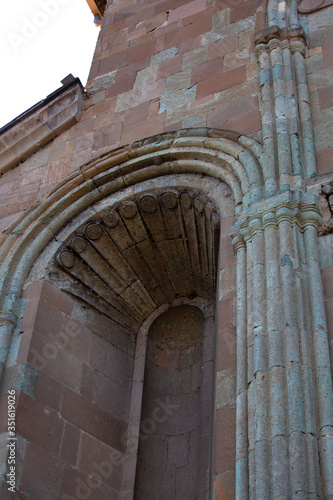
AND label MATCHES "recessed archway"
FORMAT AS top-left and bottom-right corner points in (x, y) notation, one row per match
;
(134, 304), (212, 500)
(0, 129), (258, 499)
(6, 168), (235, 499)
